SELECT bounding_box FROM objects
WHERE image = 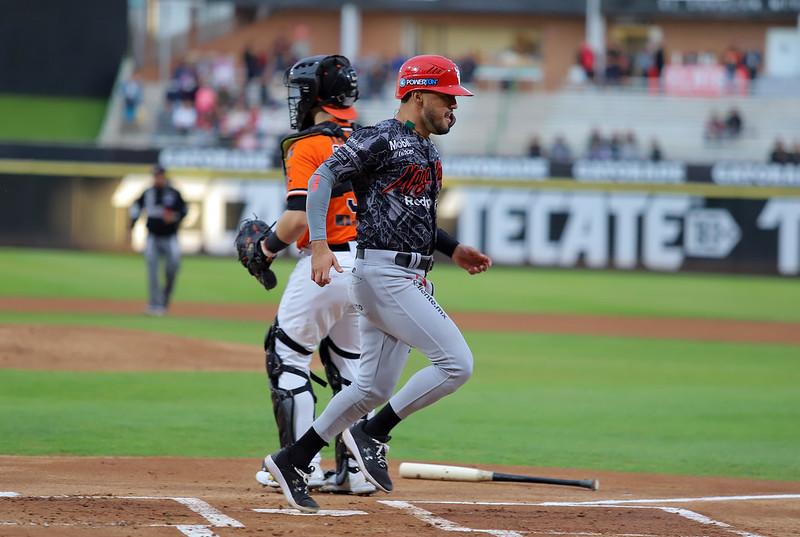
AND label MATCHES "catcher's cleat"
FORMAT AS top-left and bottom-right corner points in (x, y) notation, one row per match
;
(264, 451), (320, 513)
(319, 461), (377, 495)
(342, 421), (392, 493)
(307, 464), (327, 489)
(255, 460), (280, 489)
